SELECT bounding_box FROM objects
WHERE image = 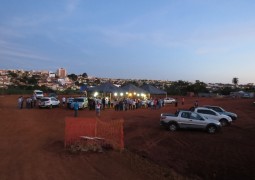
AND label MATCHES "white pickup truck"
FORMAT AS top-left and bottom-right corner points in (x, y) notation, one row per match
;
(190, 107), (232, 126)
(160, 110), (222, 134)
(33, 90), (44, 99)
